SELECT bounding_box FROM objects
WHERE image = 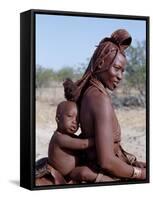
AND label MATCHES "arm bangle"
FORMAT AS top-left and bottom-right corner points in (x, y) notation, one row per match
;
(131, 167), (142, 179)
